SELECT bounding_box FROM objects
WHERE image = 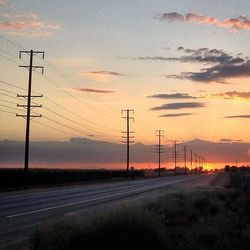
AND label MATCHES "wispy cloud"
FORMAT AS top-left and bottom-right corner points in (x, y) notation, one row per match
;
(0, 13), (61, 37)
(224, 115), (250, 119)
(160, 12), (250, 32)
(81, 71), (126, 82)
(73, 88), (114, 94)
(151, 102), (205, 110)
(204, 91), (250, 101)
(160, 113), (193, 117)
(148, 93), (197, 99)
